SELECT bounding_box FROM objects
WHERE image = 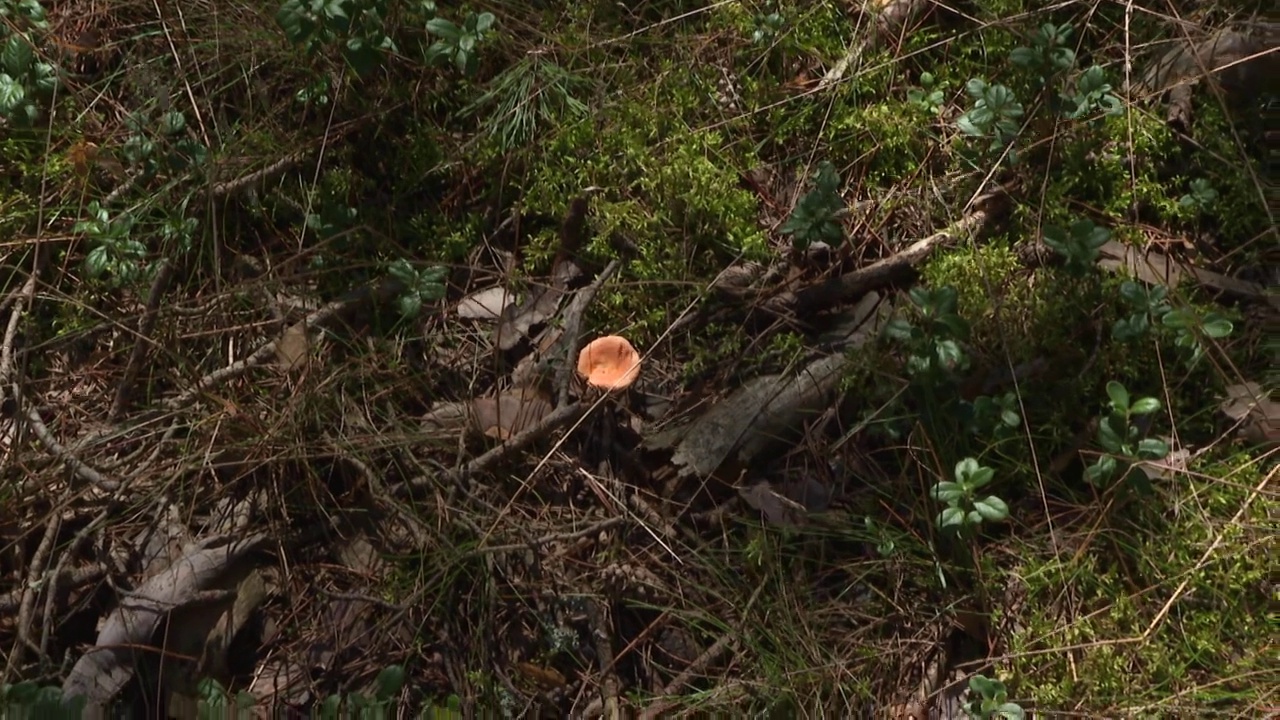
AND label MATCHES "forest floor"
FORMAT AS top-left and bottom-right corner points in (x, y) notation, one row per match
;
(0, 0), (1276, 717)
